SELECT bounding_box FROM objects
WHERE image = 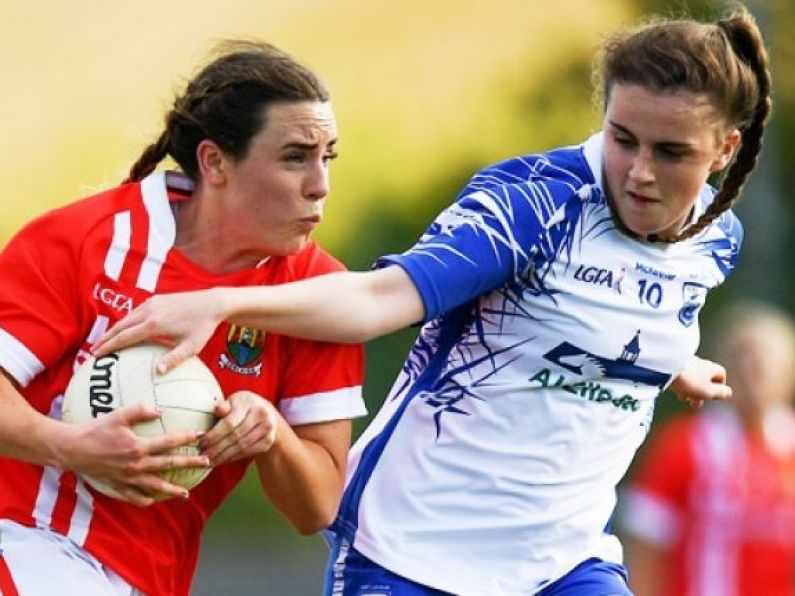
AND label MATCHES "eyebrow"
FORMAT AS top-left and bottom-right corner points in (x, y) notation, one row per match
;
(281, 139), (338, 151)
